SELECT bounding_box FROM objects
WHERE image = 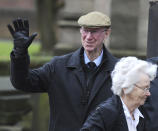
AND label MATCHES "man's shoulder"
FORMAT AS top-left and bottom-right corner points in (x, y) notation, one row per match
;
(91, 96), (120, 125)
(54, 52), (74, 60)
(49, 48), (81, 65)
(147, 56), (158, 64)
(96, 96), (120, 115)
